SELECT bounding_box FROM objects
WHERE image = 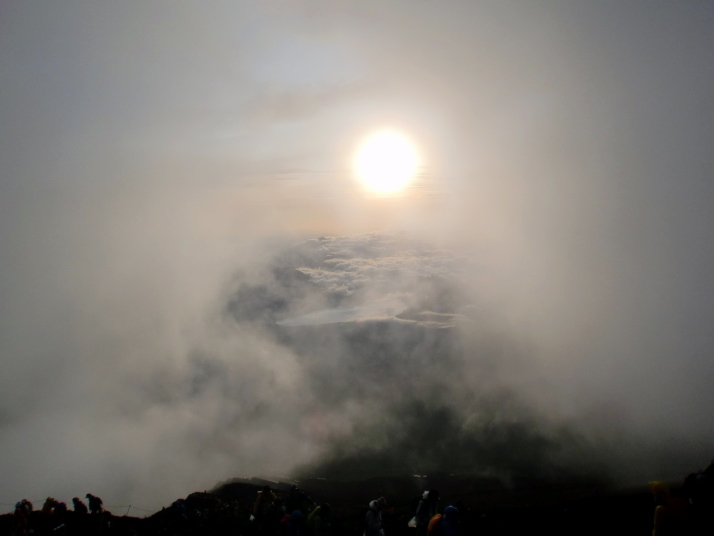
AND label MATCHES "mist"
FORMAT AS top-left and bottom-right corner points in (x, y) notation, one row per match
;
(1, 0), (713, 513)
